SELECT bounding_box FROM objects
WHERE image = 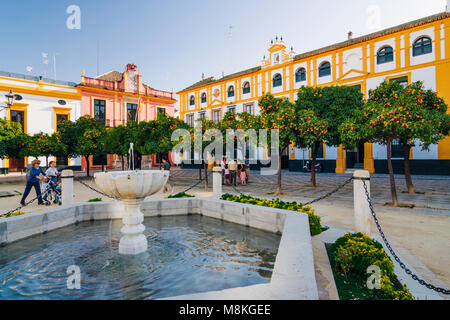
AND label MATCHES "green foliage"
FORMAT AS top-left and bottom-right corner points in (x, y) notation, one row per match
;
(167, 192), (195, 199)
(87, 198), (102, 202)
(5, 210), (27, 218)
(220, 193), (323, 236)
(329, 232), (414, 300)
(0, 119), (26, 159)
